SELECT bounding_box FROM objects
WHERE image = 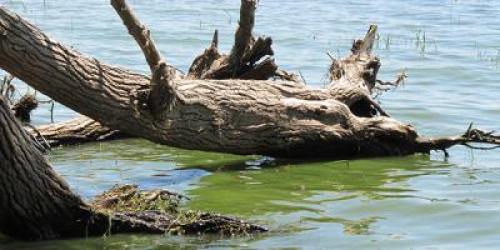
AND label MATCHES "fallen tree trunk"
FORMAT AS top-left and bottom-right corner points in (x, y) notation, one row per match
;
(0, 95), (113, 240)
(1, 74), (128, 146)
(0, 96), (266, 240)
(0, 1), (498, 158)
